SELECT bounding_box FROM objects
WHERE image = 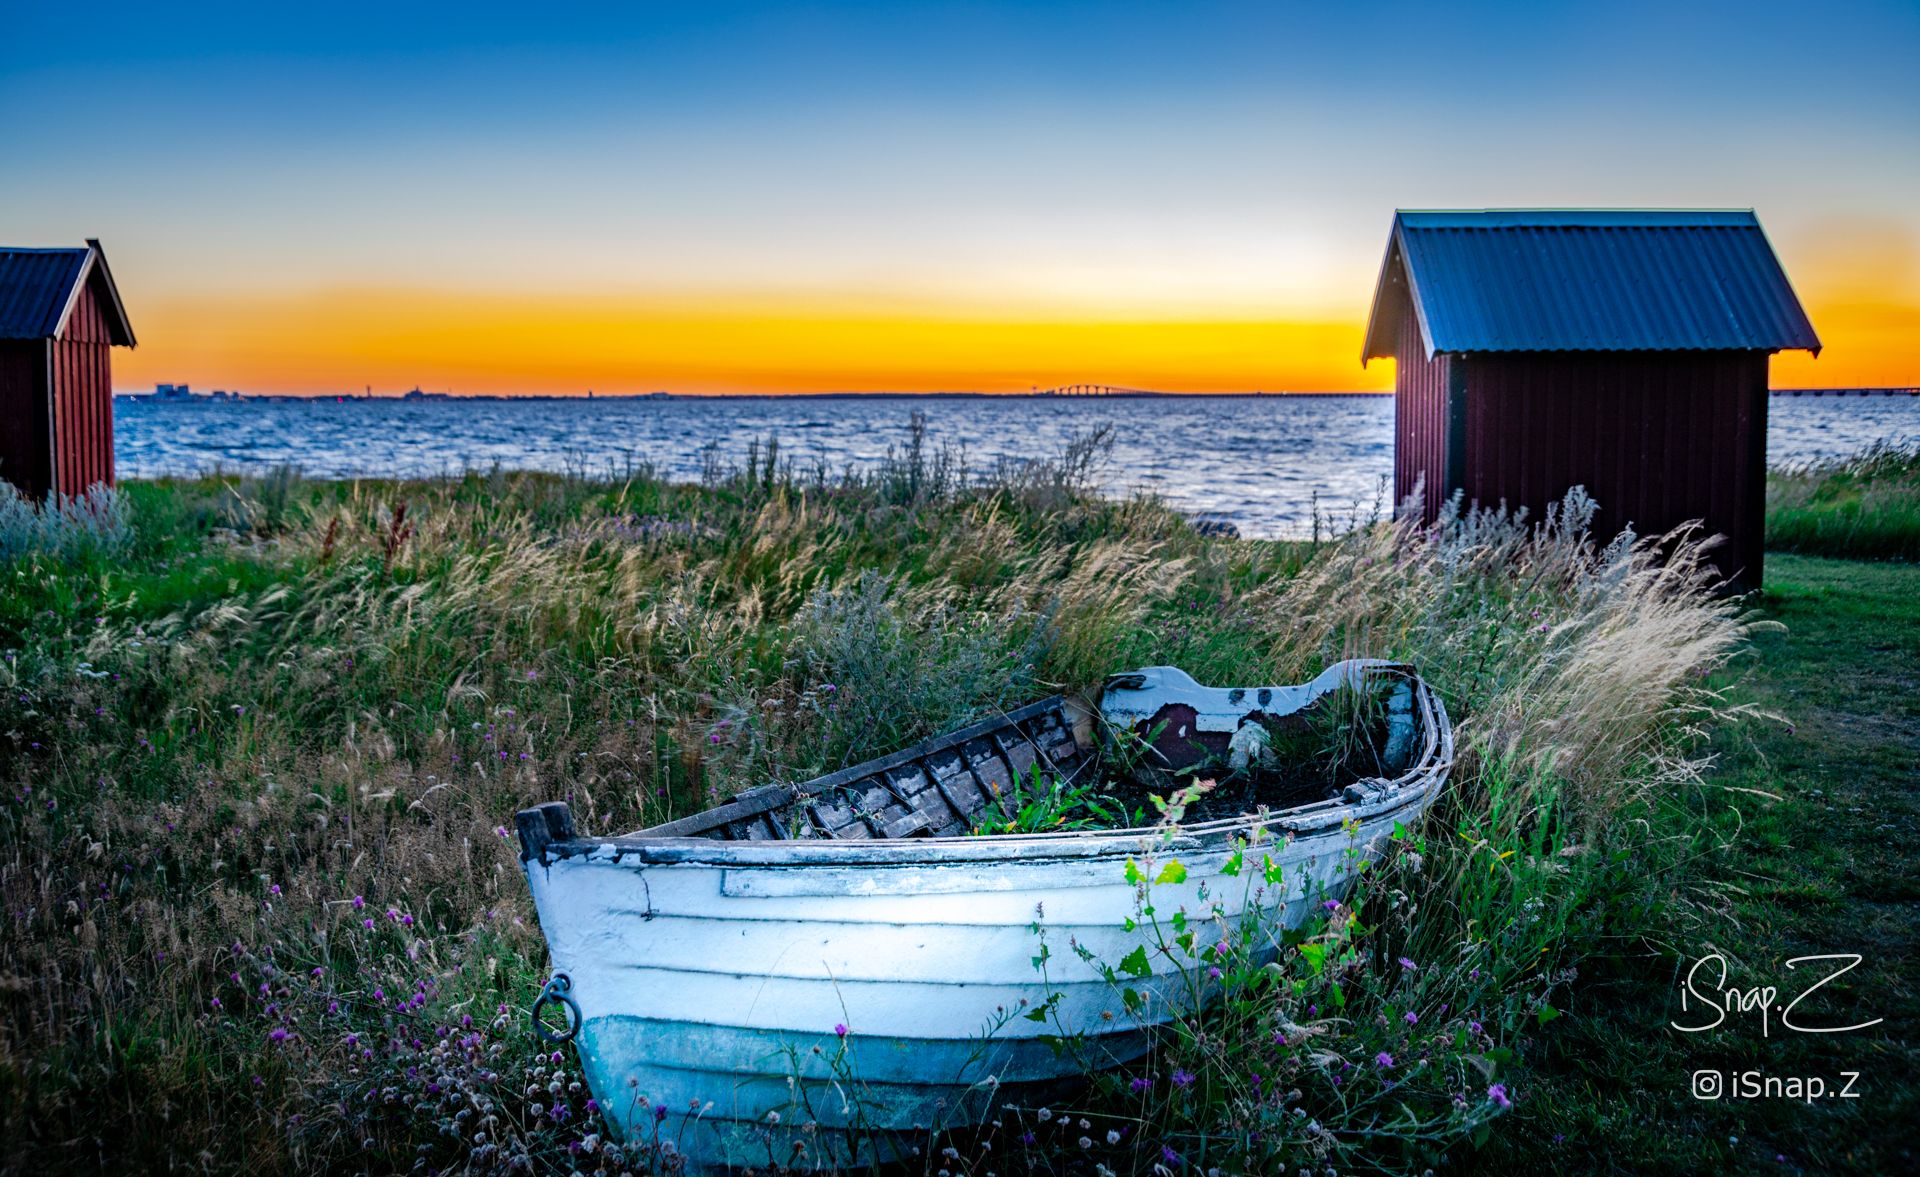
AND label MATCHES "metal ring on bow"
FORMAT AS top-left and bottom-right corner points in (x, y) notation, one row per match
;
(530, 973), (582, 1044)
